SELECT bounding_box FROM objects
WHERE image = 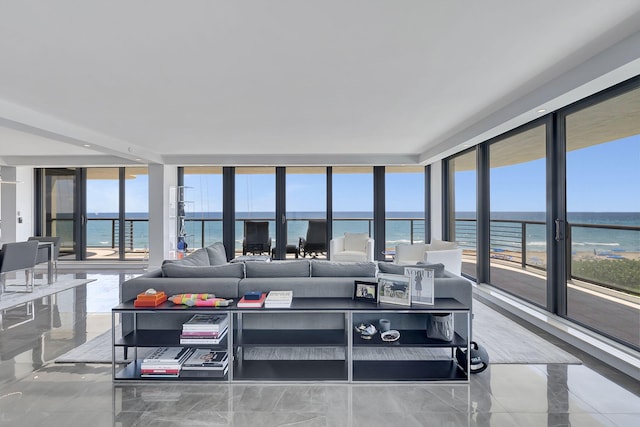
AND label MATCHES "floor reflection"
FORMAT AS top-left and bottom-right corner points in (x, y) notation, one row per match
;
(0, 268), (637, 427)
